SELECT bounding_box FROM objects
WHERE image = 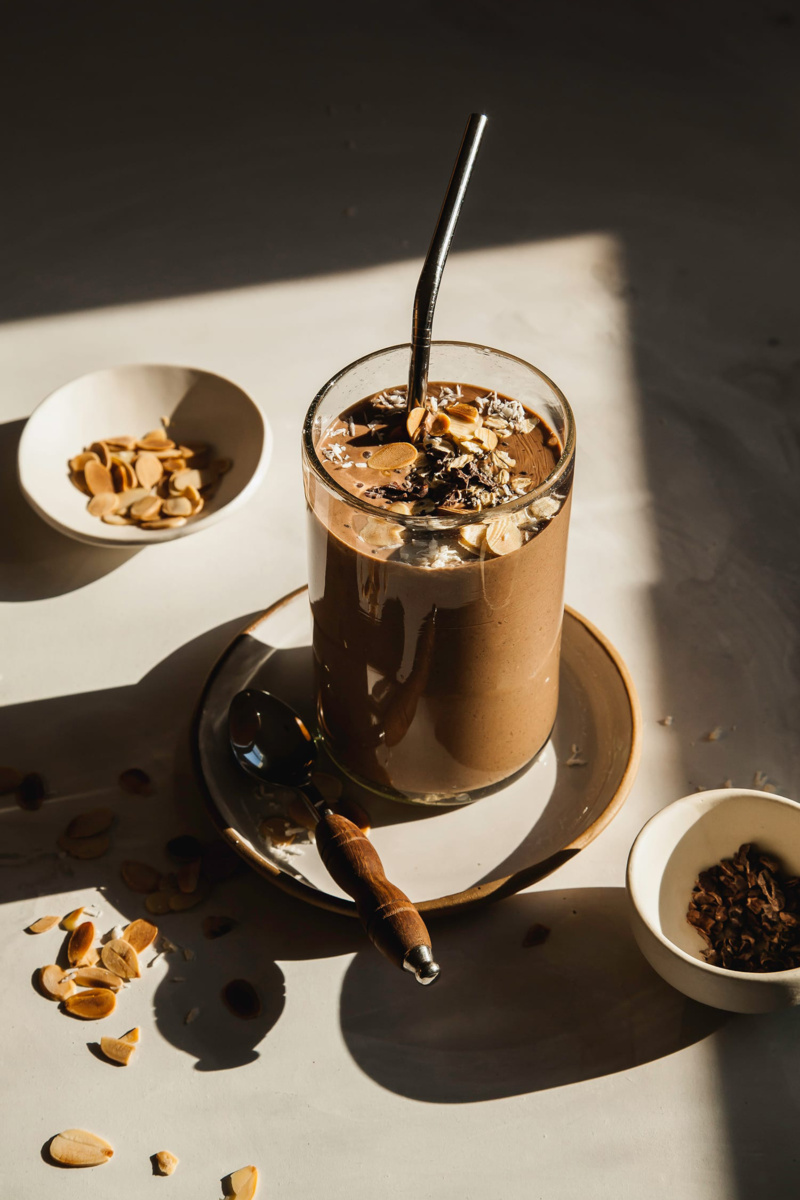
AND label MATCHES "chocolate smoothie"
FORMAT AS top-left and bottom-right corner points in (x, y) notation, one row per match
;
(303, 377), (574, 804)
